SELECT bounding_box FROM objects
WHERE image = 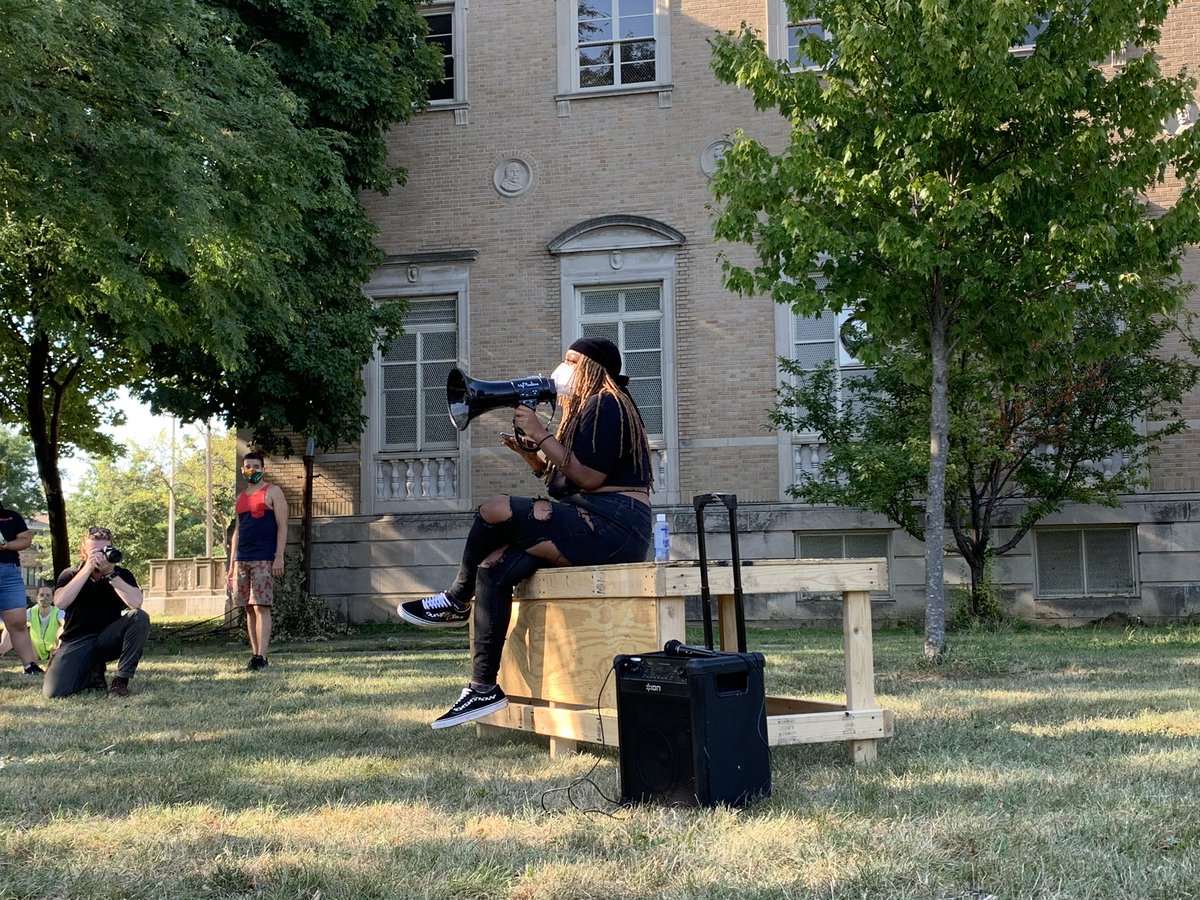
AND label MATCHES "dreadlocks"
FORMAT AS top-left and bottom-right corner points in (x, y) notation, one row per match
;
(543, 354), (653, 490)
